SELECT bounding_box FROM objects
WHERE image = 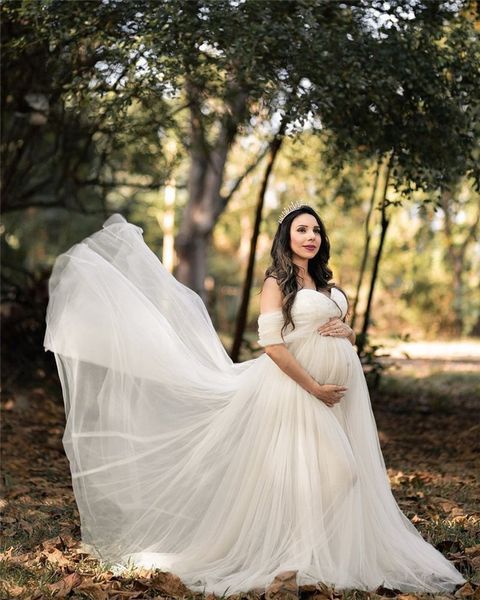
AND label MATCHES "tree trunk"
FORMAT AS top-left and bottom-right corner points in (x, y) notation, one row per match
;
(174, 78), (248, 299)
(439, 189), (480, 337)
(357, 154), (393, 355)
(452, 251), (464, 336)
(230, 119), (287, 361)
(350, 156), (382, 330)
